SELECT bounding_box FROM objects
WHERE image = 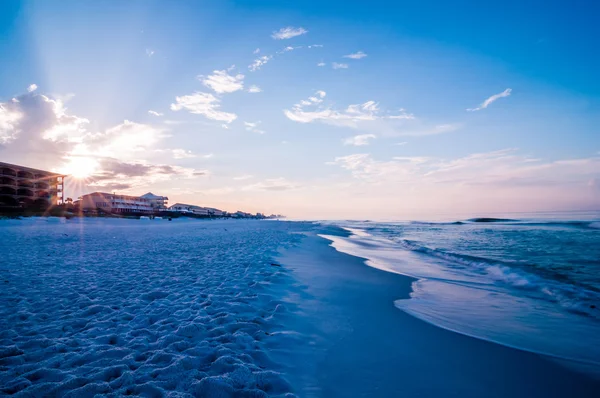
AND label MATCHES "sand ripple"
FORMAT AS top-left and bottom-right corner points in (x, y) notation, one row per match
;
(0, 218), (307, 397)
